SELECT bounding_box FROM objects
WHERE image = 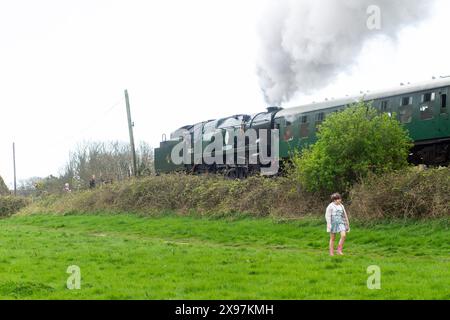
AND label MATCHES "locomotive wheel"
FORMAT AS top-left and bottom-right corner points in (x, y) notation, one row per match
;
(236, 167), (248, 179)
(225, 168), (237, 179)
